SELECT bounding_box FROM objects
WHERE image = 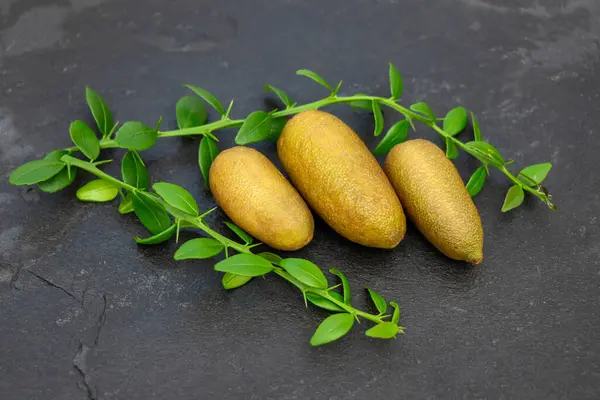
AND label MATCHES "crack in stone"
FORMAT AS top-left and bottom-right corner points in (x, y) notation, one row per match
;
(26, 270), (81, 302)
(73, 294), (107, 400)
